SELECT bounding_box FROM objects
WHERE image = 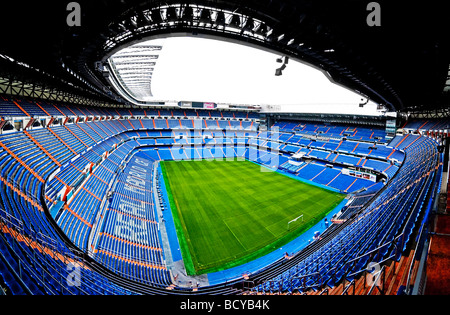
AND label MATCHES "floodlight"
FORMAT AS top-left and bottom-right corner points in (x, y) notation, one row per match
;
(199, 9), (212, 24)
(229, 14), (241, 28)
